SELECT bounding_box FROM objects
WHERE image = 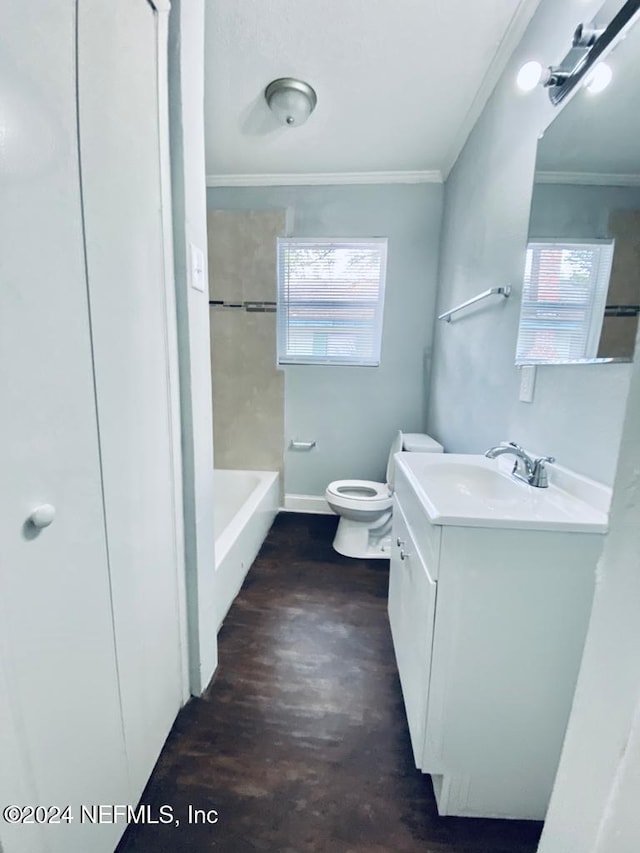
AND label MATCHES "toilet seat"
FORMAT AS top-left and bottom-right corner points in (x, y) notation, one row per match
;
(325, 479), (392, 512)
(325, 430), (443, 560)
